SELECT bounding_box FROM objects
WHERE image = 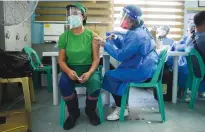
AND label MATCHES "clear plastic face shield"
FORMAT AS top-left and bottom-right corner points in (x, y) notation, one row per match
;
(157, 26), (169, 38)
(187, 26), (195, 36)
(119, 8), (140, 29)
(66, 7), (83, 29)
